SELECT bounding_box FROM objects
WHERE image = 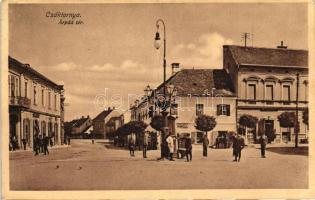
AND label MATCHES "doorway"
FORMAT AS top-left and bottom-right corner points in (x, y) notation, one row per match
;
(265, 120), (275, 142)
